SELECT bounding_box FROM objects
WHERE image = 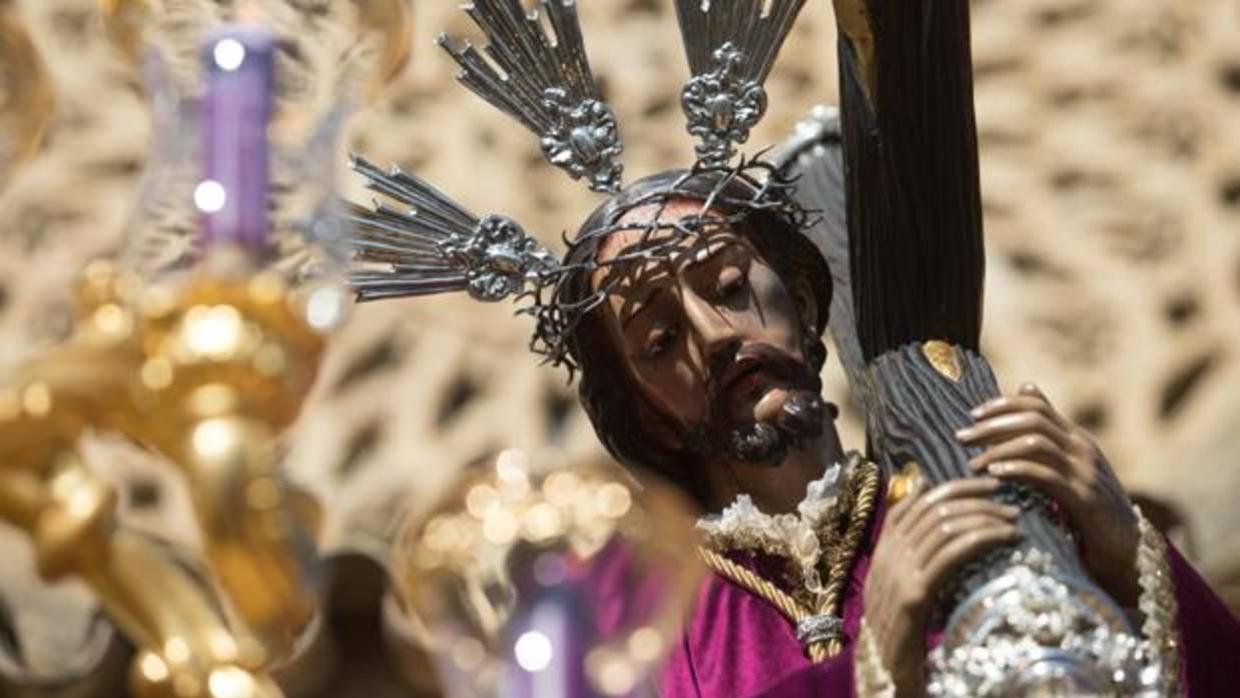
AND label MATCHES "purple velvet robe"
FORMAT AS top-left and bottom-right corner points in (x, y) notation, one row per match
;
(659, 508), (1240, 697)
